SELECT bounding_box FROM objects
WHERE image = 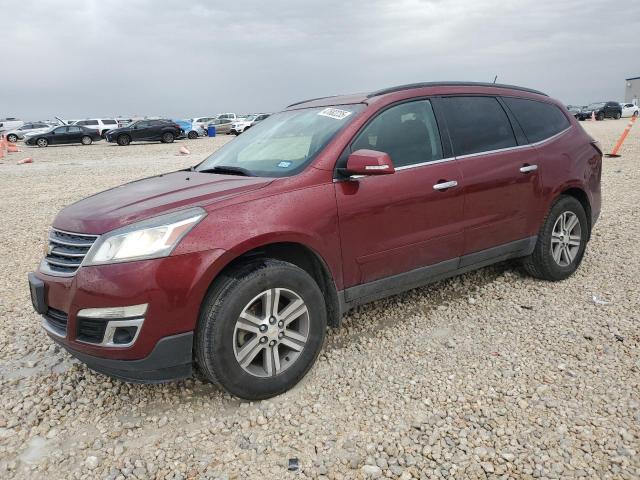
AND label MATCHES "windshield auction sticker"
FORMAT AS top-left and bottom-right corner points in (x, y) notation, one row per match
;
(318, 108), (352, 120)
